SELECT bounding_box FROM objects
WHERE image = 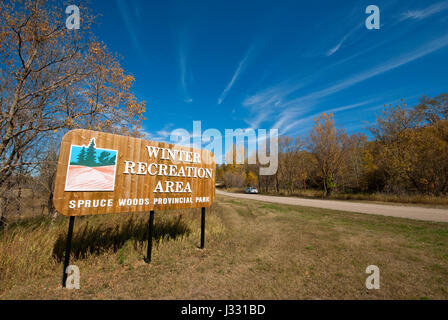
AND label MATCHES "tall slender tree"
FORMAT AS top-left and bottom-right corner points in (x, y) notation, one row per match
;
(85, 139), (97, 166)
(76, 147), (87, 165)
(308, 113), (348, 196)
